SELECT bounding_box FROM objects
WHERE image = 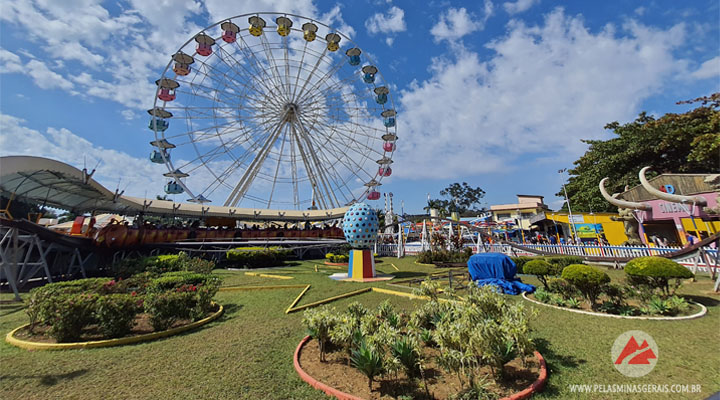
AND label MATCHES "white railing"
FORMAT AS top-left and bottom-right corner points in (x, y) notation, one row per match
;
(375, 242), (718, 269)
